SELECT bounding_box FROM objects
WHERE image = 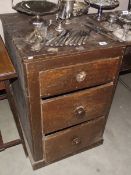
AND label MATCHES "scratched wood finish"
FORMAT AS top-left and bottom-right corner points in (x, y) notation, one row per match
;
(44, 117), (105, 162)
(42, 83), (113, 134)
(0, 13), (126, 169)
